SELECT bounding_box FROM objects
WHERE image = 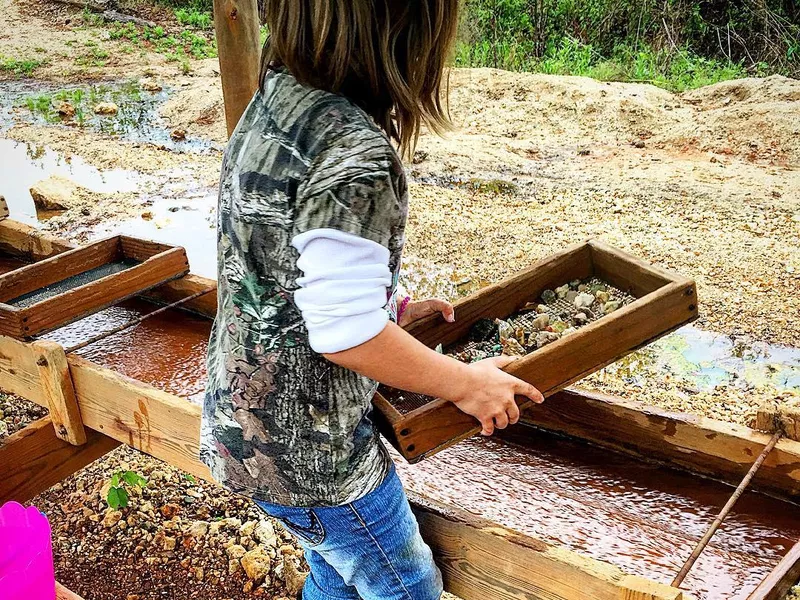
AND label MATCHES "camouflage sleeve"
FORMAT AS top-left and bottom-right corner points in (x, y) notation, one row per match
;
(294, 128), (405, 248)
